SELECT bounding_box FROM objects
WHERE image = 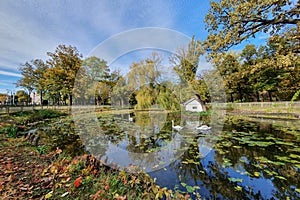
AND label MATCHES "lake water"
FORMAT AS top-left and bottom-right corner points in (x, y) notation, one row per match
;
(41, 112), (300, 199)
